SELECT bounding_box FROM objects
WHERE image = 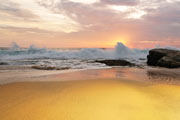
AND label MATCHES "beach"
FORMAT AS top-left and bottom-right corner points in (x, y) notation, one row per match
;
(1, 0), (180, 119)
(0, 67), (180, 120)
